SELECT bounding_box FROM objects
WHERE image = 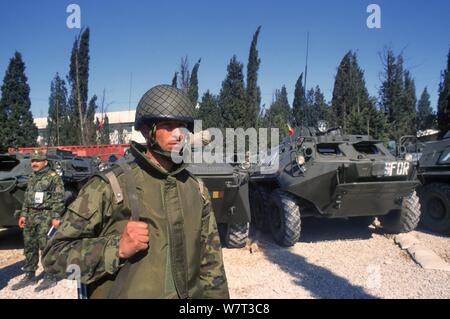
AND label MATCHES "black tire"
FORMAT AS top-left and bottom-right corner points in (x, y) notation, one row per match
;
(269, 189), (301, 247)
(249, 185), (271, 232)
(379, 191), (421, 234)
(420, 183), (450, 234)
(225, 223), (250, 248)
